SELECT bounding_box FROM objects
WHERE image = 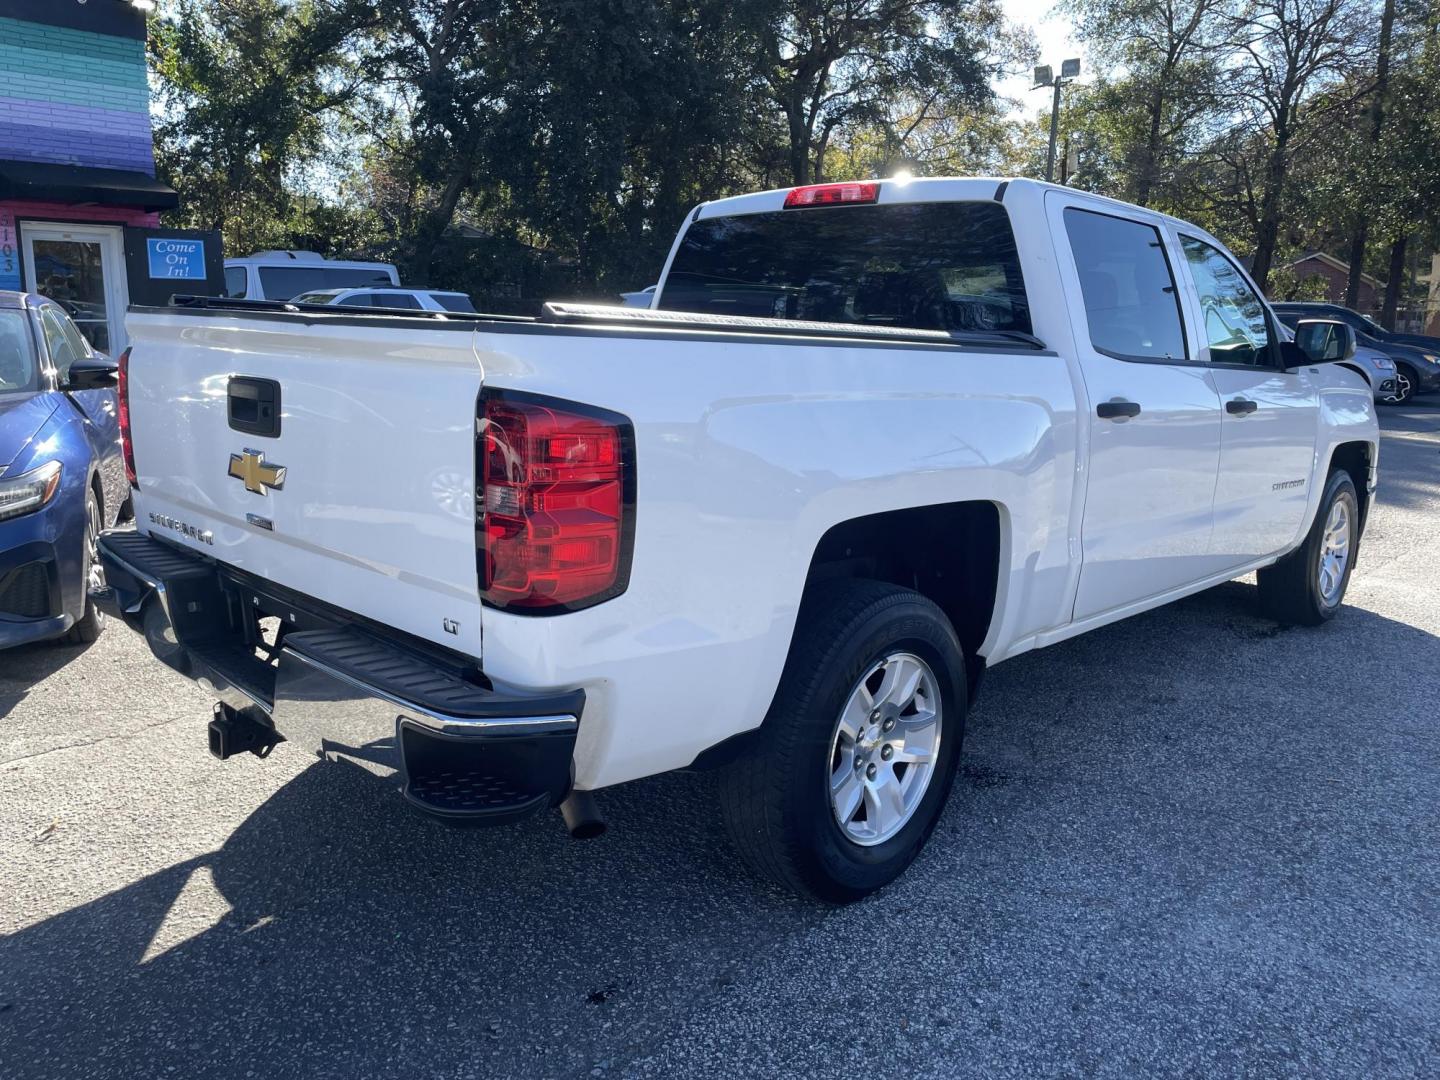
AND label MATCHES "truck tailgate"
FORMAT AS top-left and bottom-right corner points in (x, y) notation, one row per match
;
(124, 312), (484, 658)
